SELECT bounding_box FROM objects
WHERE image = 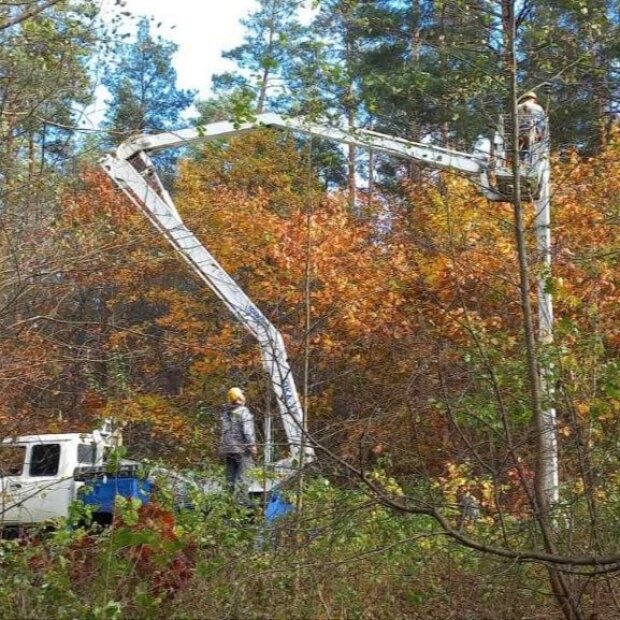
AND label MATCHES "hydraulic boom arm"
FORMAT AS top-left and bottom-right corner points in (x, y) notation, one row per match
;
(101, 113), (510, 466)
(115, 113), (494, 185)
(101, 153), (312, 464)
